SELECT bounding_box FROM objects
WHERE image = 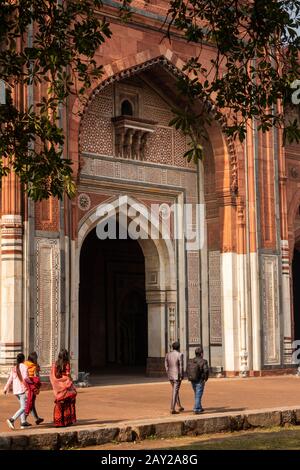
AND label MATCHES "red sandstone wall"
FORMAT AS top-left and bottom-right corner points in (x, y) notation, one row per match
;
(285, 107), (300, 255)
